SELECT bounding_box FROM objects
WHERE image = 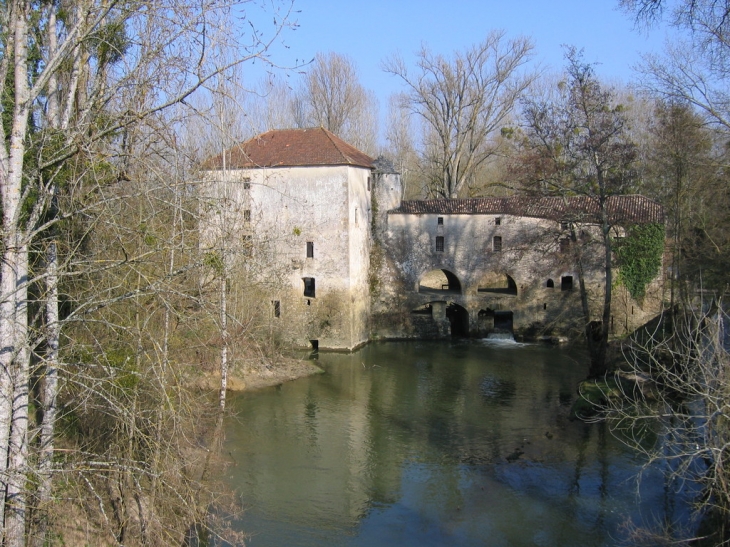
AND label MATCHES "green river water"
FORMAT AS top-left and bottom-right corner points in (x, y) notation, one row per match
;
(221, 339), (692, 546)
